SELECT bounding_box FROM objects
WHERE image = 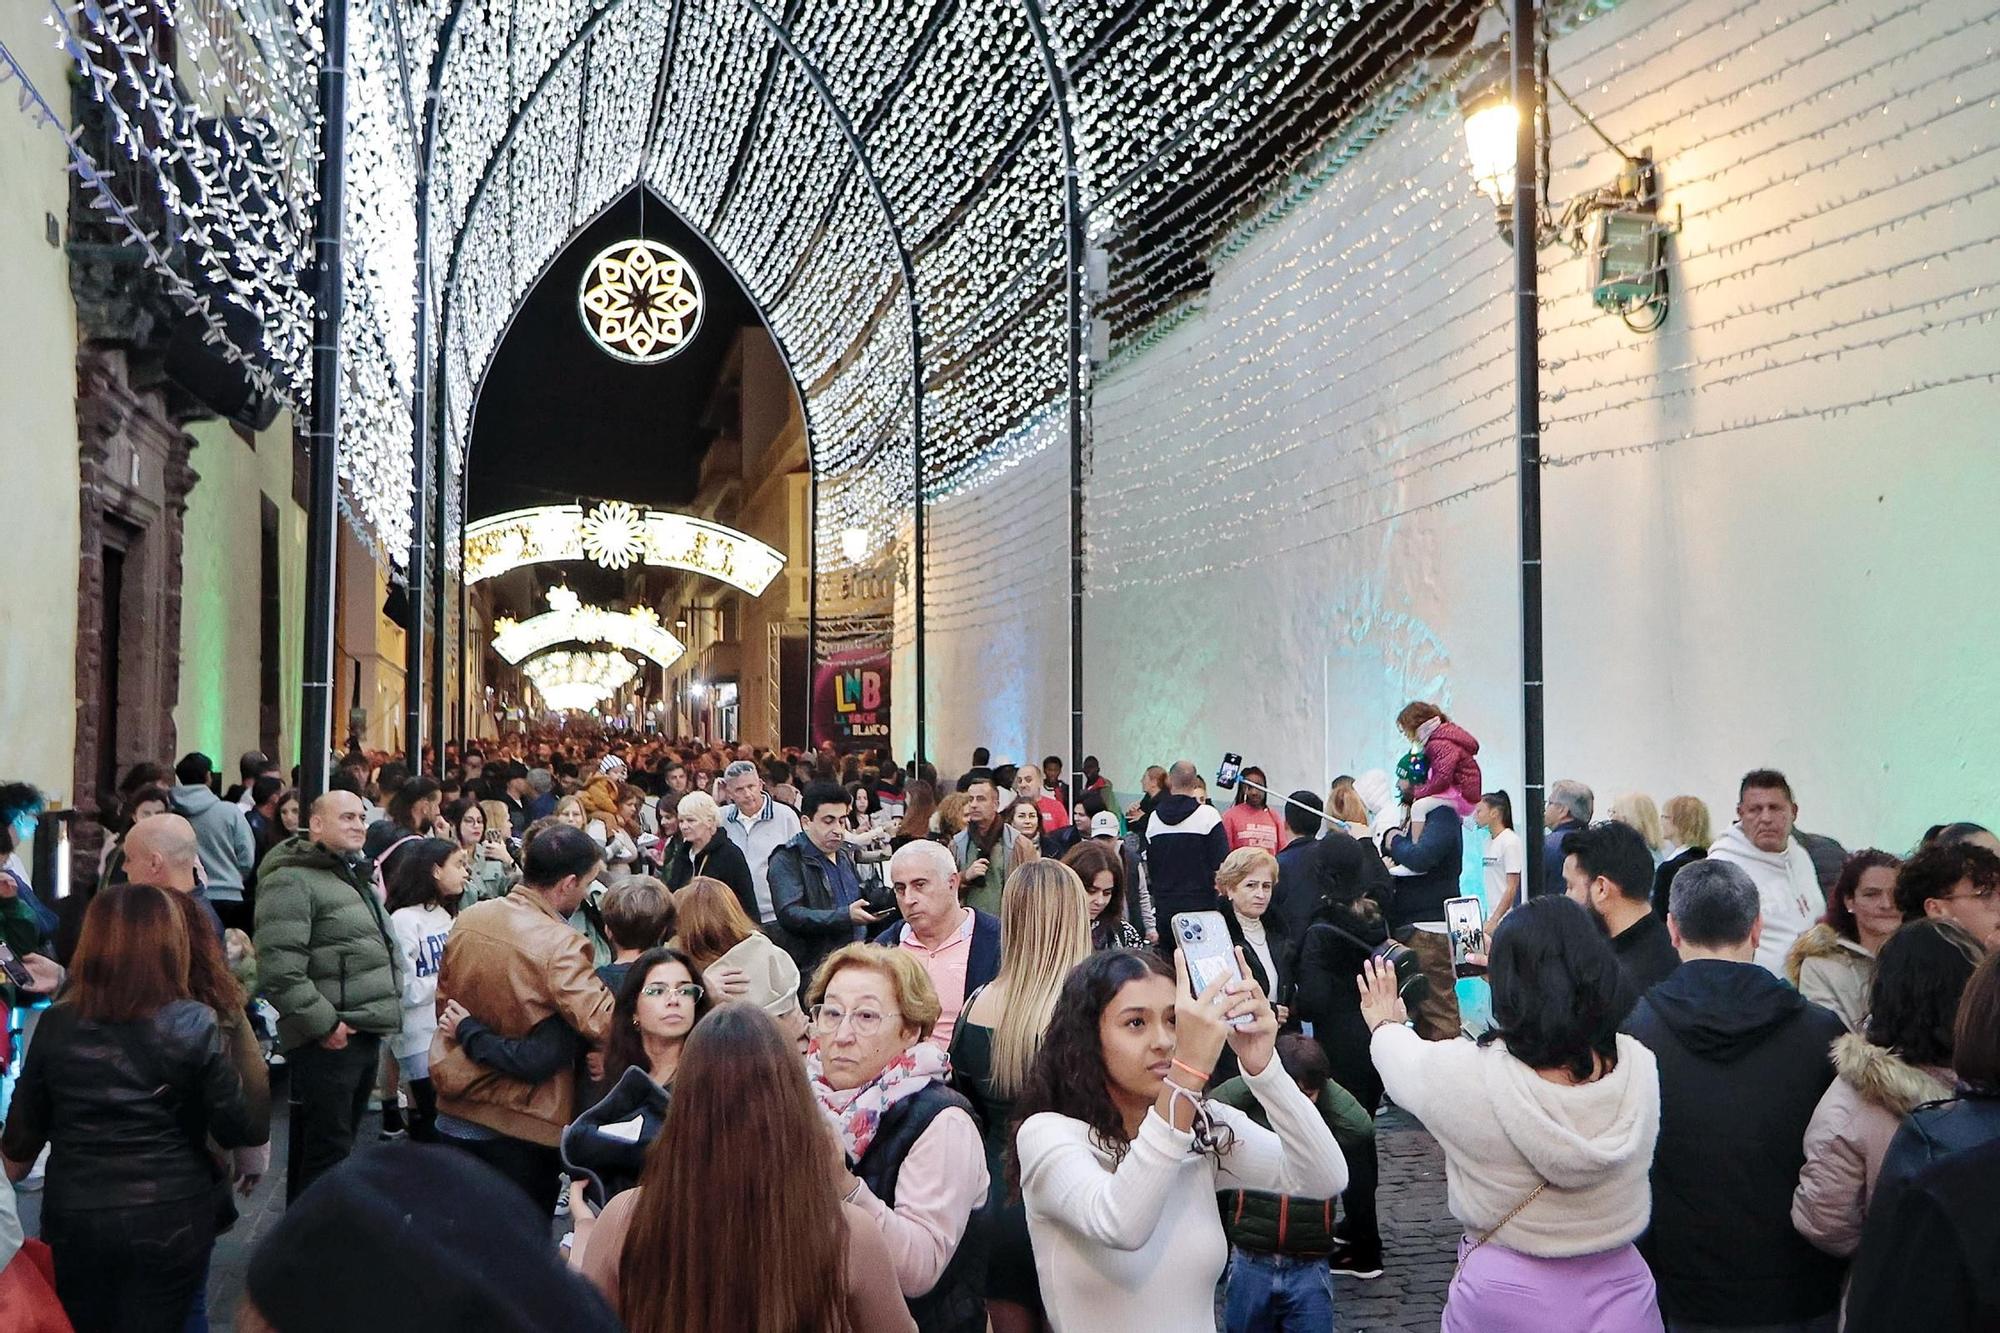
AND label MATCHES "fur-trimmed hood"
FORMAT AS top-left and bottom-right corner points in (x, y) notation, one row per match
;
(1832, 1031), (1953, 1118)
(1785, 921), (1869, 986)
